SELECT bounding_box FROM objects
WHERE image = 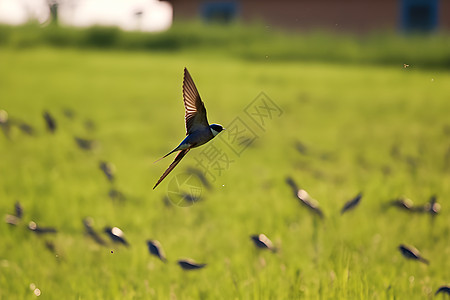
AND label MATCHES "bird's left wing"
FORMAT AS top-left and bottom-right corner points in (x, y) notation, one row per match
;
(153, 149), (190, 189)
(183, 68), (209, 135)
